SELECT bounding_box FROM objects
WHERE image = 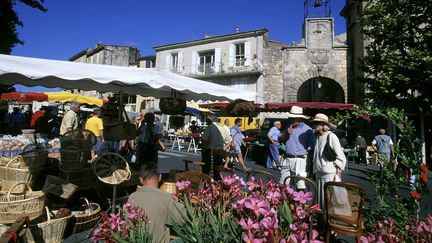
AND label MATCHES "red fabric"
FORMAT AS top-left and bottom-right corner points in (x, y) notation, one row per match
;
(198, 102), (230, 108)
(0, 92), (48, 103)
(265, 102), (355, 110)
(30, 111), (44, 128)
